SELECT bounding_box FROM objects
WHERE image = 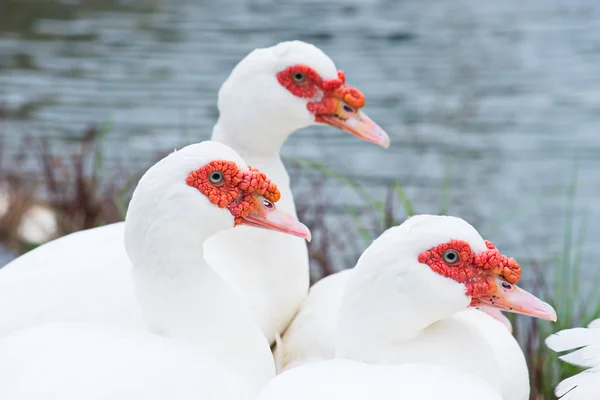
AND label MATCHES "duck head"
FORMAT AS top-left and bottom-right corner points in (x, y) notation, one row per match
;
(215, 41), (389, 154)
